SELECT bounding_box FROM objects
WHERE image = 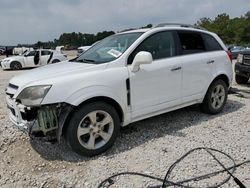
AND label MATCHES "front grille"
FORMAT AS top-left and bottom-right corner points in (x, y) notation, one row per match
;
(243, 55), (250, 65)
